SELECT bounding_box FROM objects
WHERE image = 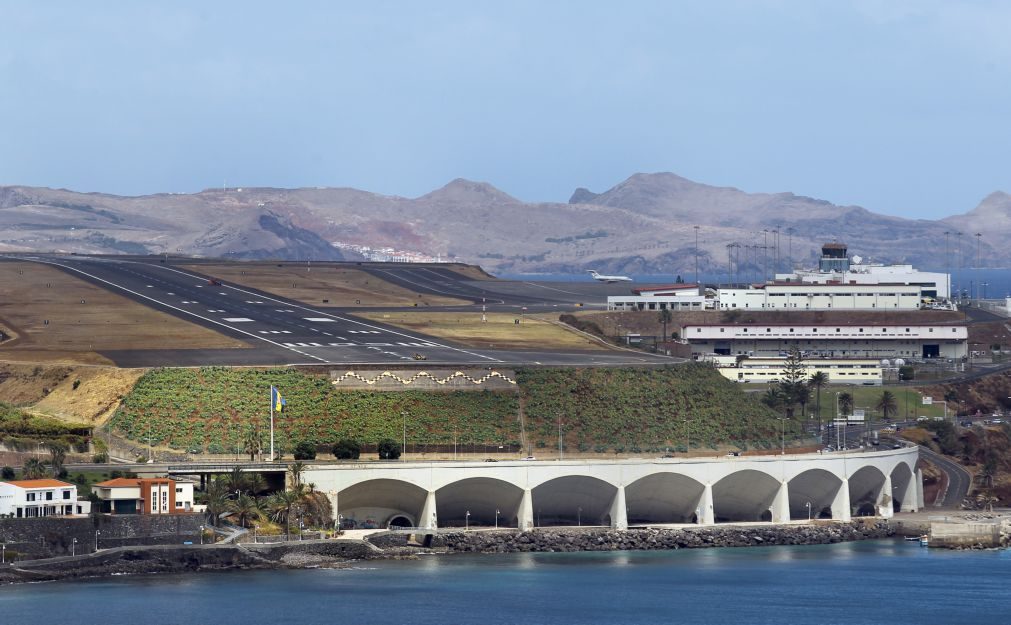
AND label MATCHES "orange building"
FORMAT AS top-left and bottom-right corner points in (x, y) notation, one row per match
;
(92, 477), (194, 514)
